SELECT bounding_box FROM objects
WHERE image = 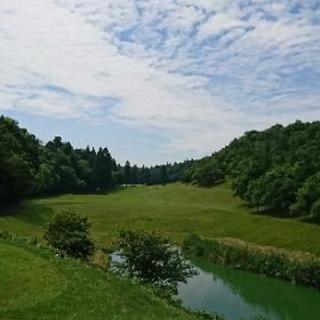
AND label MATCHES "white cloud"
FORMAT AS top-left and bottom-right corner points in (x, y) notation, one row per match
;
(197, 13), (244, 39)
(0, 0), (319, 162)
(0, 0), (243, 155)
